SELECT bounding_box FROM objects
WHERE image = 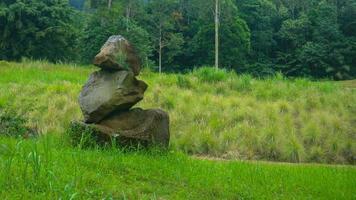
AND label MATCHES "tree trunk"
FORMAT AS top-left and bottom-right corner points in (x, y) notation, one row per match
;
(215, 0), (219, 69)
(126, 0), (131, 31)
(159, 27), (162, 74)
(108, 0), (112, 9)
(159, 37), (162, 74)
